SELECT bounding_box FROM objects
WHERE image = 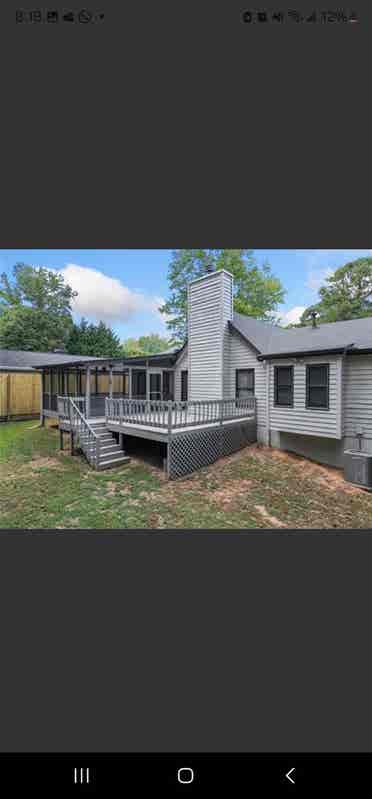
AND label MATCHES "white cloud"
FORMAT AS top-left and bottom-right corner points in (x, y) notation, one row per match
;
(300, 250), (372, 293)
(59, 263), (164, 325)
(275, 306), (306, 326)
(306, 267), (334, 291)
